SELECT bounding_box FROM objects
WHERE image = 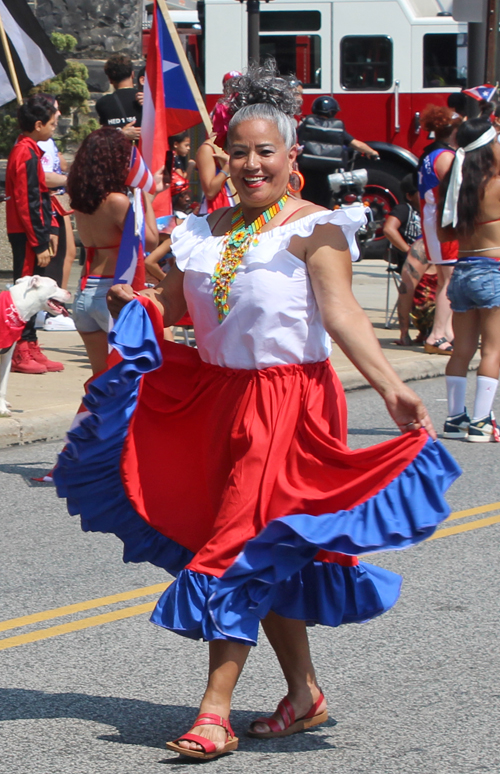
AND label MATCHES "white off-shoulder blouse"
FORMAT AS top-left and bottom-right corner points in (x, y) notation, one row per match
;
(170, 205), (366, 370)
